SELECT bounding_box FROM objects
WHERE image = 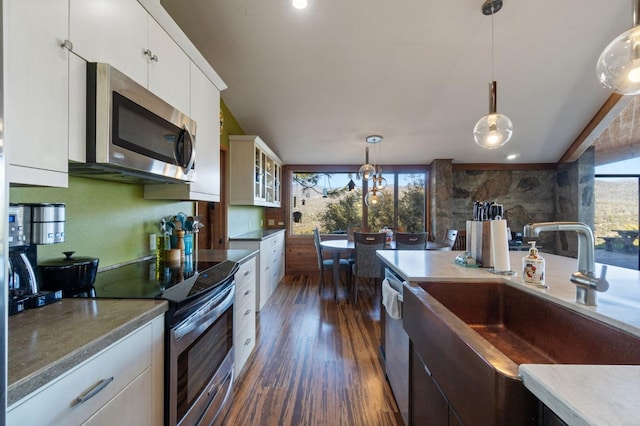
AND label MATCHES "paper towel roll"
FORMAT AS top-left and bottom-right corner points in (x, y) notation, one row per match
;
(491, 219), (510, 272)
